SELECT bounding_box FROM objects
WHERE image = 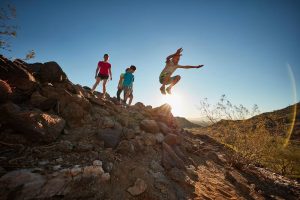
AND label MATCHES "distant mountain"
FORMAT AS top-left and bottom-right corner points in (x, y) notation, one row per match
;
(175, 116), (202, 128)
